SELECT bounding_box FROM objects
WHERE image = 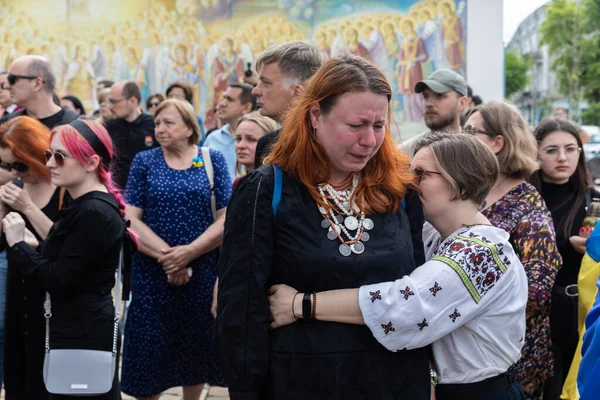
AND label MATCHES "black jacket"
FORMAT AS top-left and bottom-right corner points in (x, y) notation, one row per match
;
(8, 191), (124, 351)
